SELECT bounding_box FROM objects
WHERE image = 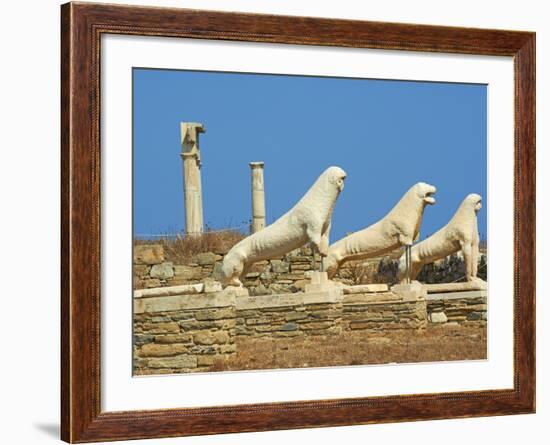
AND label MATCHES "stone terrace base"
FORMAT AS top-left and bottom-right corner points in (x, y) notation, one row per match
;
(425, 283), (487, 324)
(133, 279), (487, 374)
